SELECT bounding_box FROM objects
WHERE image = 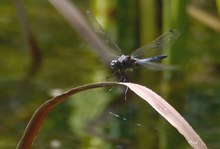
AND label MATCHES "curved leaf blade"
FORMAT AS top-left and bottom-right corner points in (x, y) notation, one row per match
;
(121, 82), (207, 149)
(16, 82), (207, 149)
